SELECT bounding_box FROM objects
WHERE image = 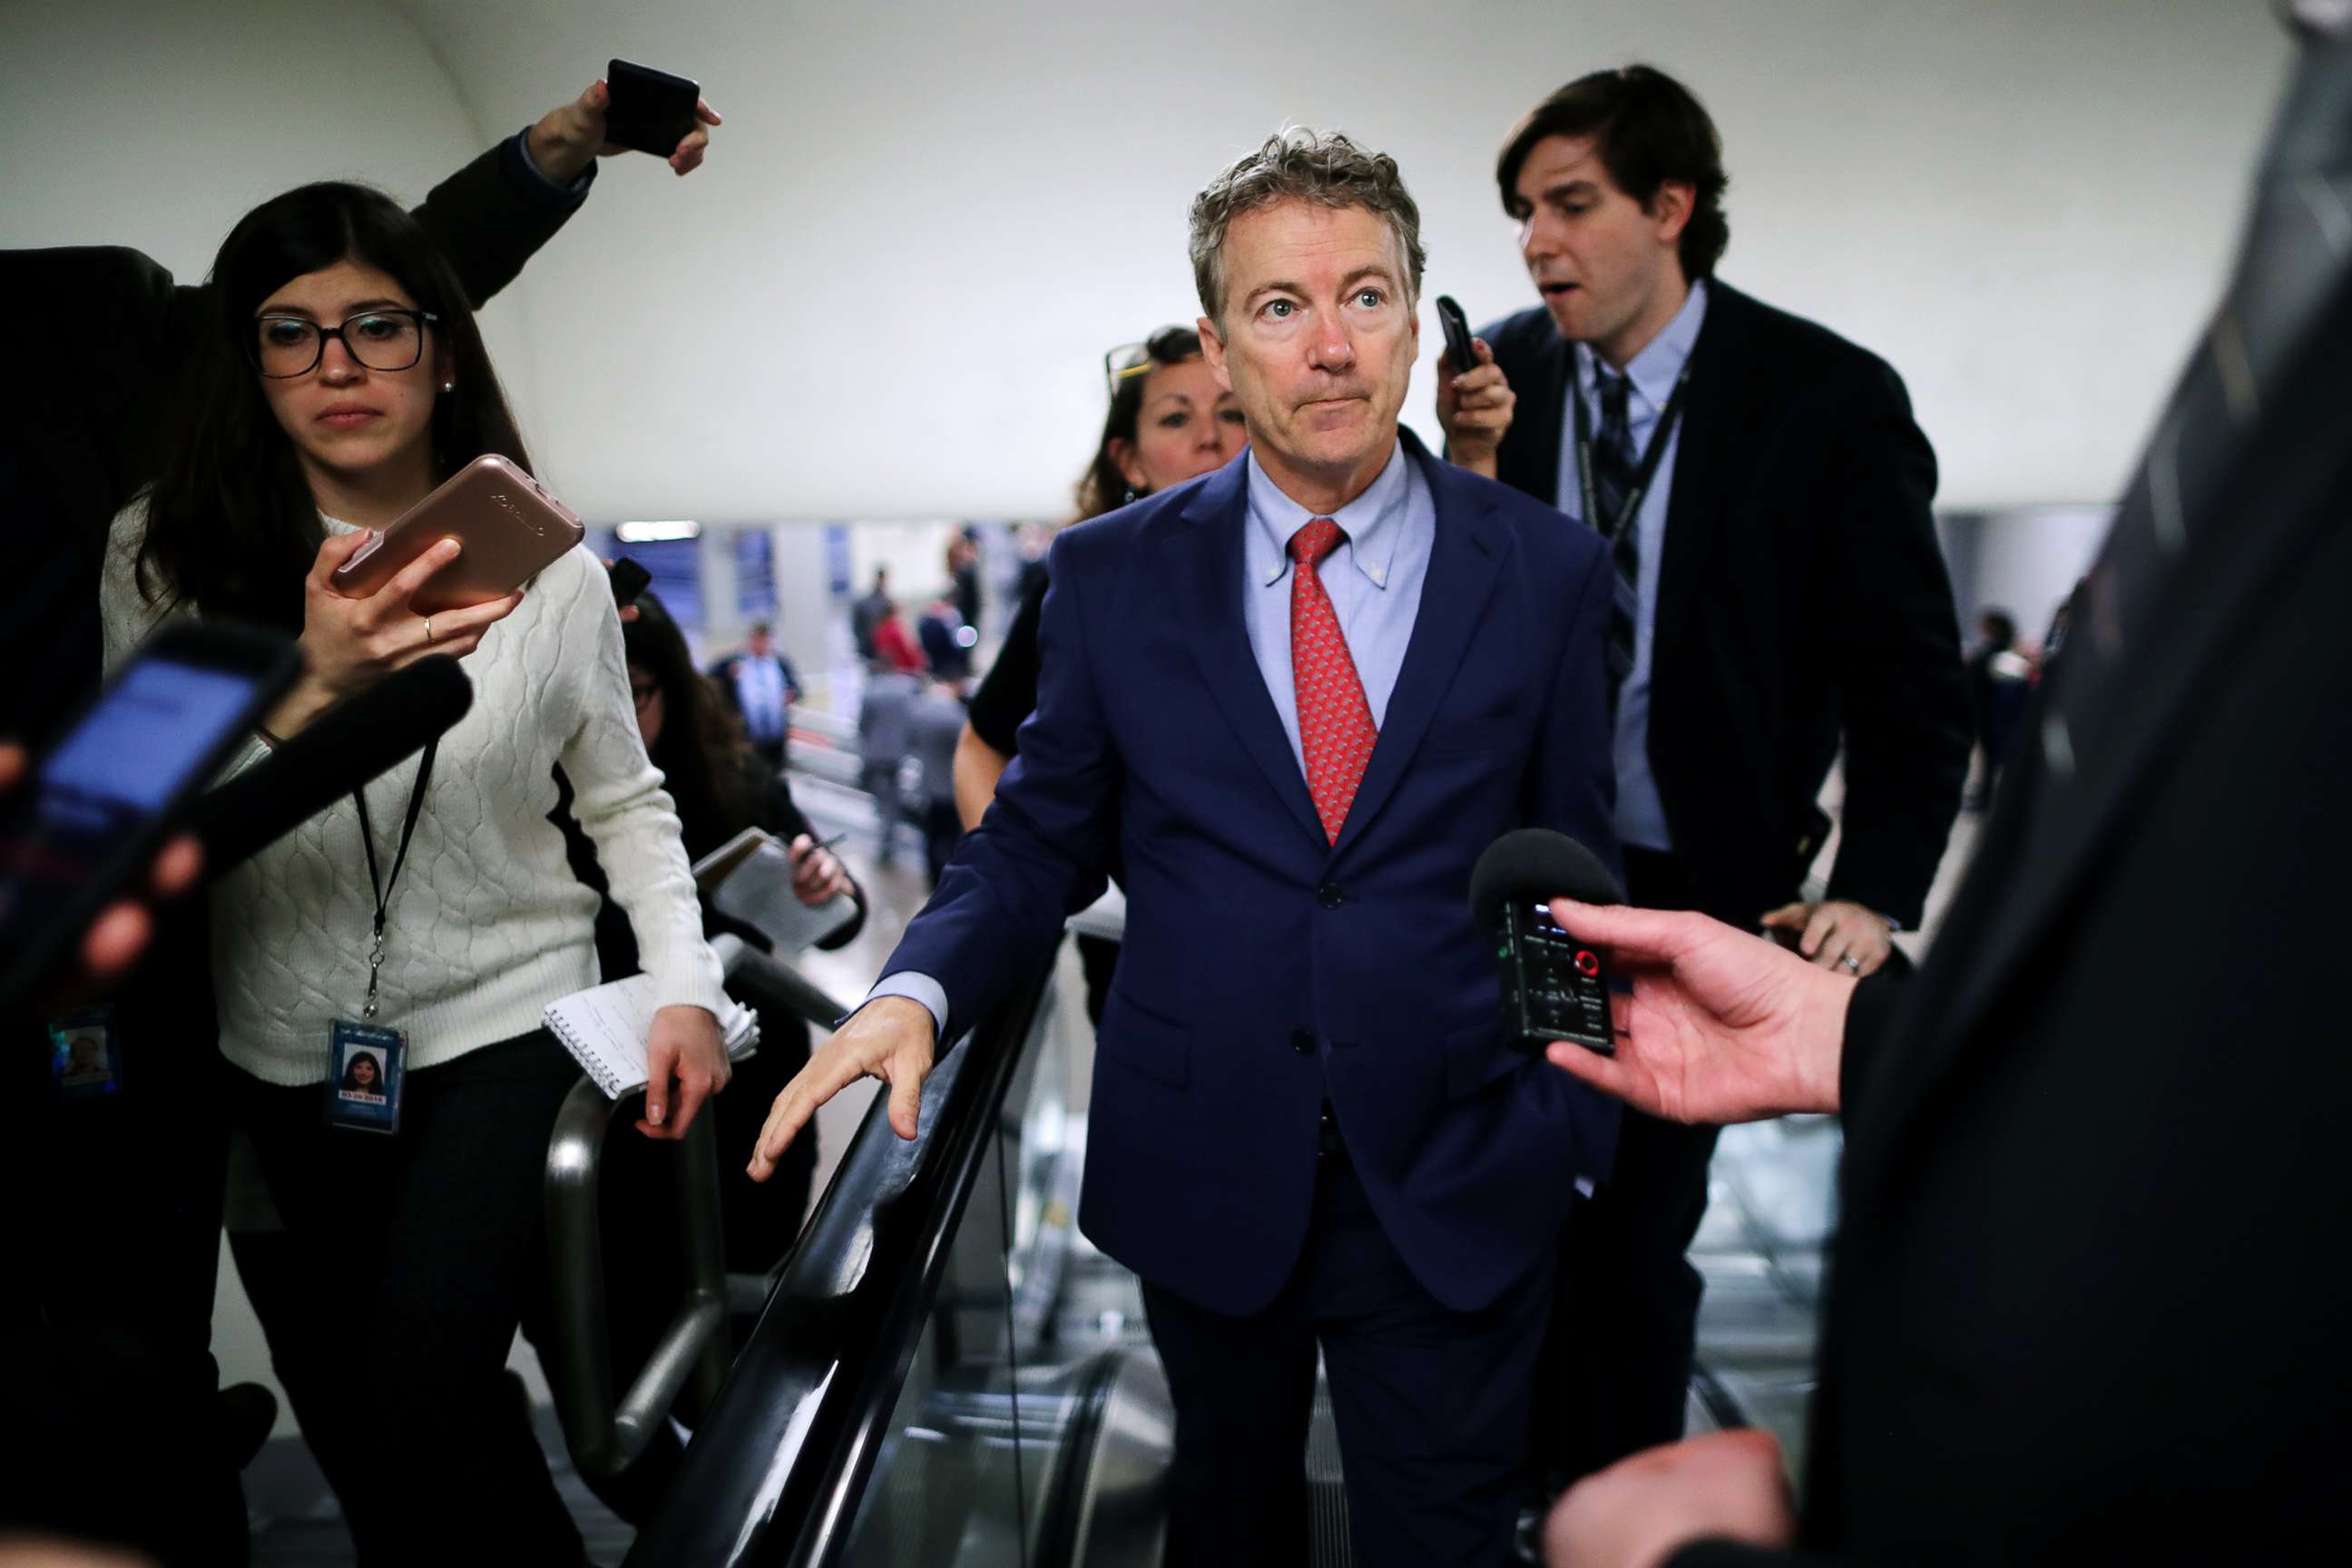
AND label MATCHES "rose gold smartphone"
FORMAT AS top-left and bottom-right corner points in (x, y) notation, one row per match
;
(329, 454), (584, 614)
